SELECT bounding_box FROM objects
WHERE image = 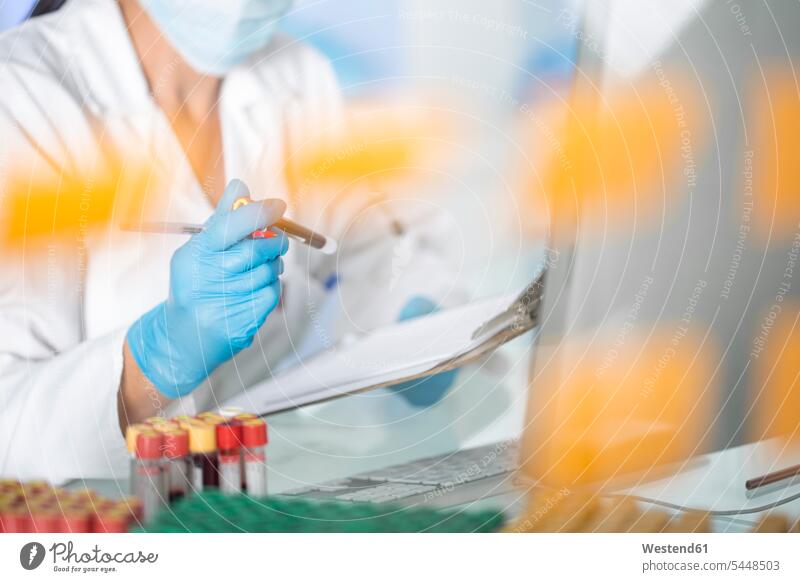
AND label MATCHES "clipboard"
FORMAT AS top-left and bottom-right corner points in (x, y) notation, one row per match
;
(220, 273), (544, 416)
